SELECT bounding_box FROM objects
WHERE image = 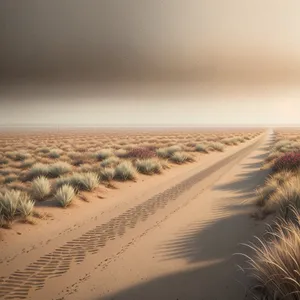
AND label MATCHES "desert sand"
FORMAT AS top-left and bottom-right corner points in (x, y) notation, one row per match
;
(0, 130), (271, 300)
